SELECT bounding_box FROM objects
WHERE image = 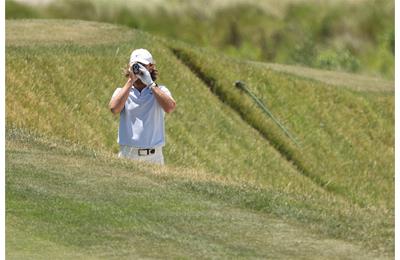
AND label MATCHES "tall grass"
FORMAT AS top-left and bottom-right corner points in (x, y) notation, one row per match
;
(5, 20), (394, 255)
(170, 44), (394, 211)
(5, 0), (395, 78)
(6, 19), (309, 190)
